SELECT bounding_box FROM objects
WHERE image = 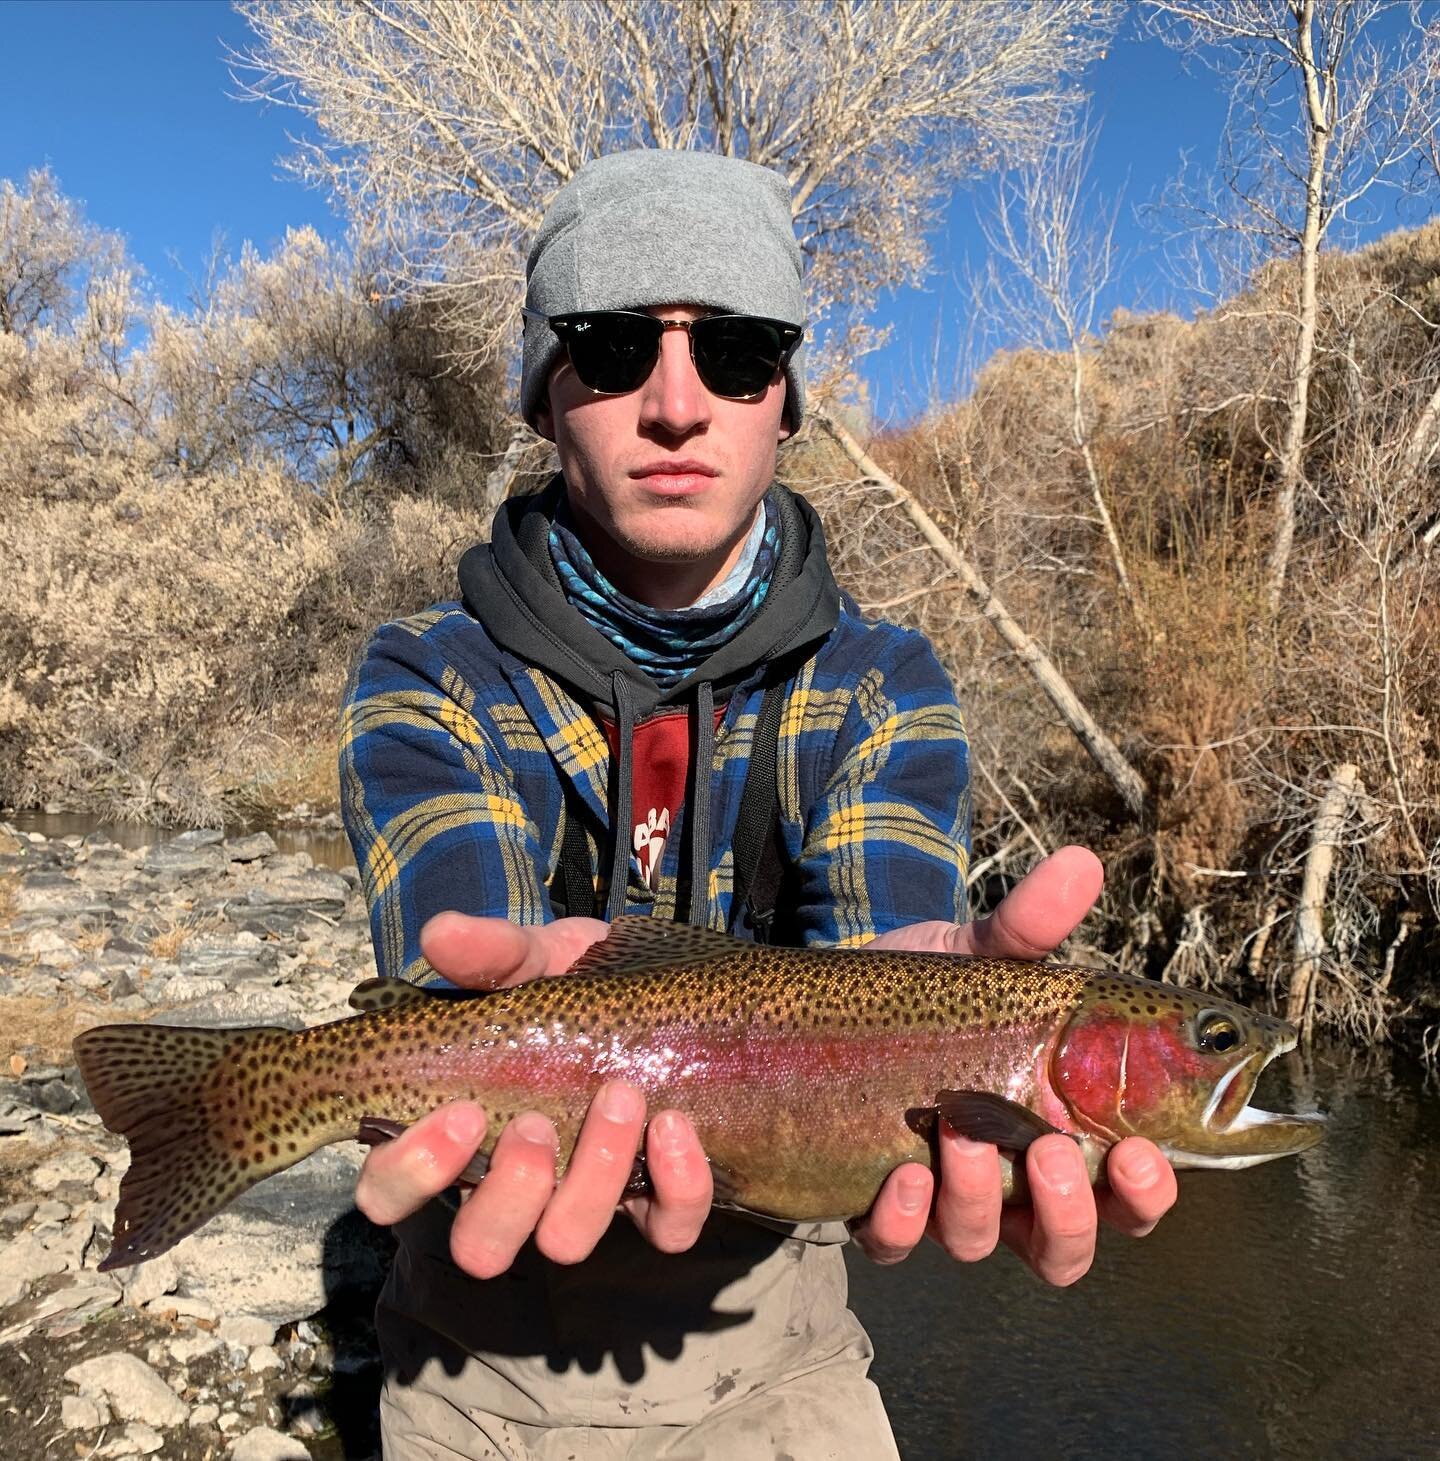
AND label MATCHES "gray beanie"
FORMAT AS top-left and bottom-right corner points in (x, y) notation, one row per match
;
(521, 149), (807, 431)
